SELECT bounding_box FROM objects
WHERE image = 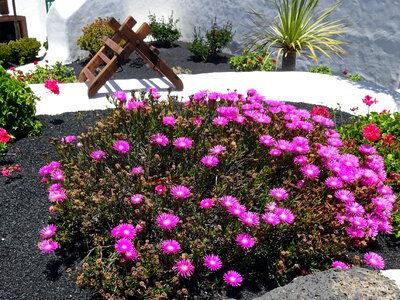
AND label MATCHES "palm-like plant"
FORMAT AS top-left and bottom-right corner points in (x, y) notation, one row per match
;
(247, 0), (347, 71)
